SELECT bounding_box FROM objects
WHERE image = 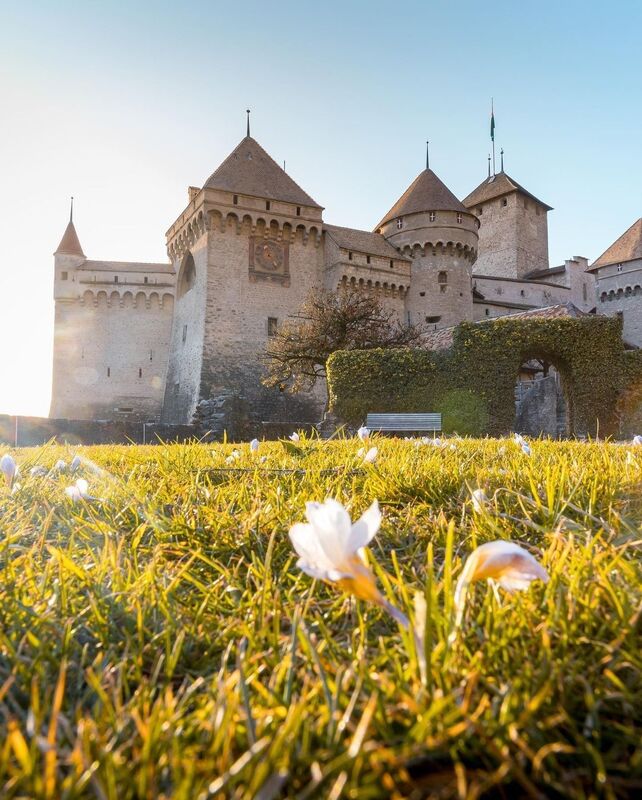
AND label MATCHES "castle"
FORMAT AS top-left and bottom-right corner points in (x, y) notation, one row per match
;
(50, 128), (639, 428)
